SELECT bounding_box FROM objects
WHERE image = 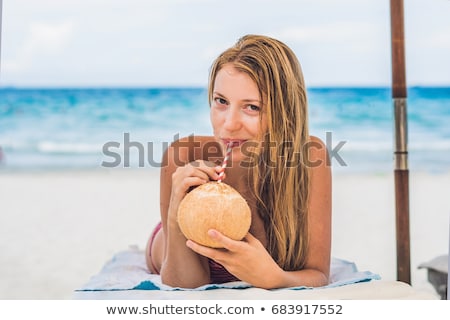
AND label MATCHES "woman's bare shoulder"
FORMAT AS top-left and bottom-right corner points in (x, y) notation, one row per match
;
(307, 135), (330, 167)
(165, 135), (220, 164)
(308, 135), (325, 145)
